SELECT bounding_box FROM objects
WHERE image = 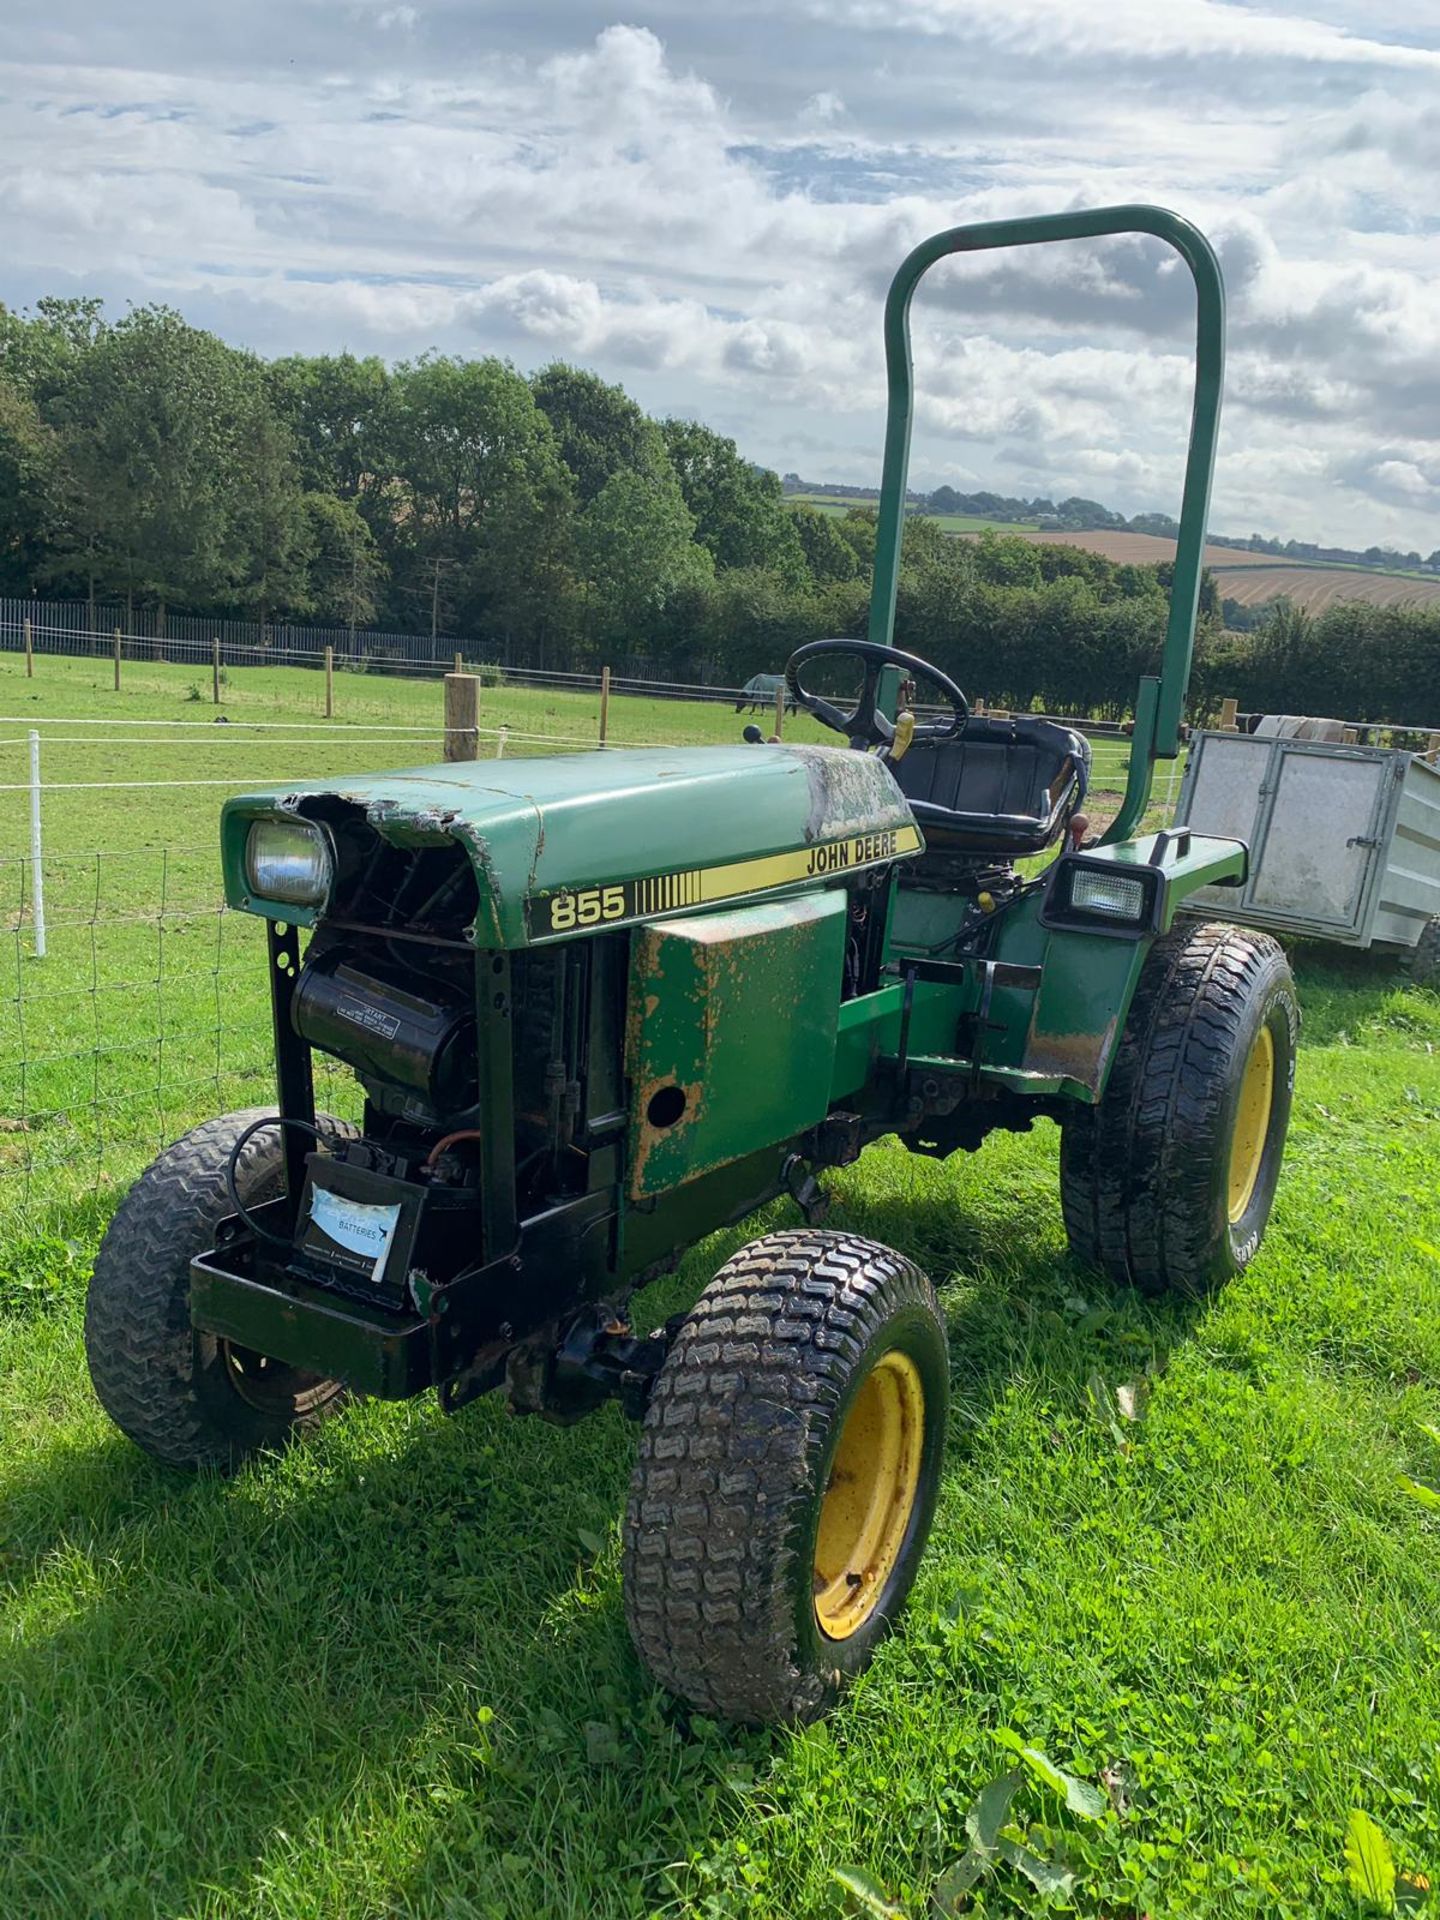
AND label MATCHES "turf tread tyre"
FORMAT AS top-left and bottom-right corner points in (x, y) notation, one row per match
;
(623, 1228), (947, 1725)
(85, 1108), (356, 1471)
(1060, 921), (1297, 1296)
(1404, 916), (1440, 988)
